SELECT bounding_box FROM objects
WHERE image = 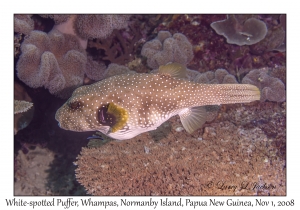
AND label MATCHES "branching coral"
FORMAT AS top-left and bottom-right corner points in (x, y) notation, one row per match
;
(242, 67), (286, 102)
(211, 15), (268, 46)
(16, 29), (87, 98)
(141, 31), (194, 69)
